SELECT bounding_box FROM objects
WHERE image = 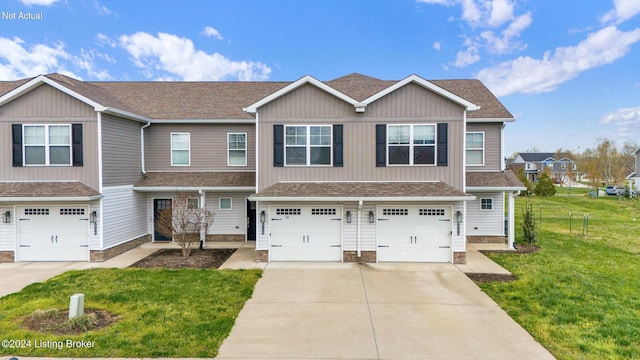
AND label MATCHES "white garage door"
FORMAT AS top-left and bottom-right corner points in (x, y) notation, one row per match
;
(17, 206), (90, 262)
(377, 206), (452, 262)
(269, 206), (342, 261)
